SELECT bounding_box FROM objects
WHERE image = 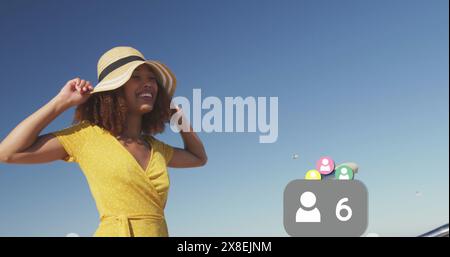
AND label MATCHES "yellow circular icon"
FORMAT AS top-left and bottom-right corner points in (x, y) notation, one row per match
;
(305, 169), (322, 180)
